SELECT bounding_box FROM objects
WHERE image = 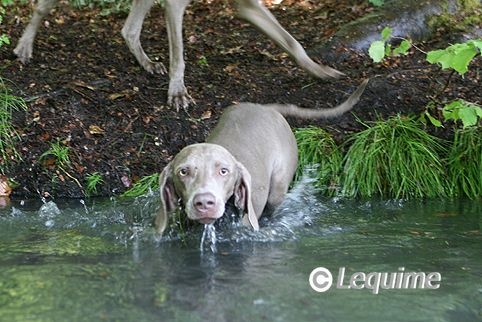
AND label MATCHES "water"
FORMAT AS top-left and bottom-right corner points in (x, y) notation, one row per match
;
(0, 185), (481, 322)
